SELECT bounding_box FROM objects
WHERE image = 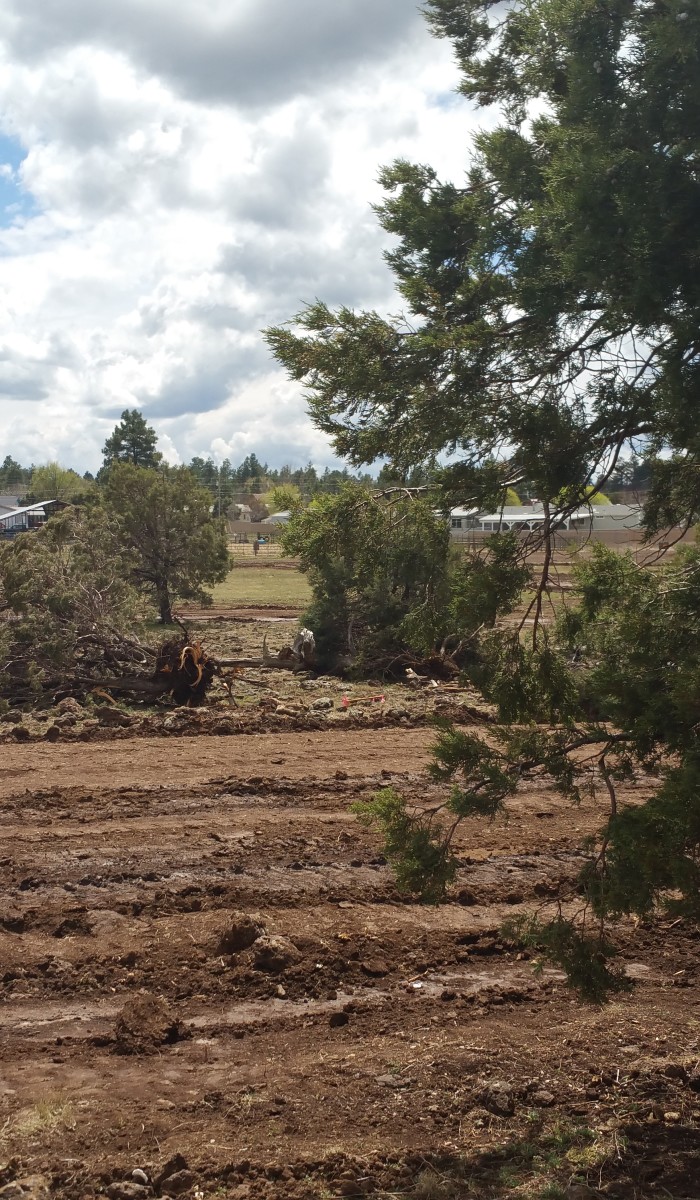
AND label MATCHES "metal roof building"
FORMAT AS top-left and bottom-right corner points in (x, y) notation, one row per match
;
(449, 504), (643, 535)
(0, 500), (65, 537)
